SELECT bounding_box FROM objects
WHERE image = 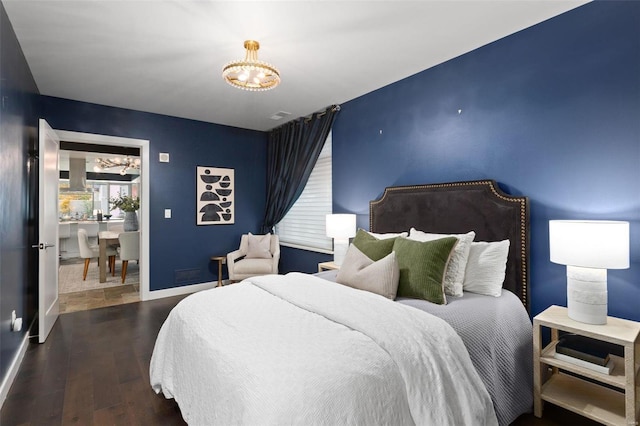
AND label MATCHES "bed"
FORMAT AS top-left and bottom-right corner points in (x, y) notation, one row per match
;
(150, 179), (533, 425)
